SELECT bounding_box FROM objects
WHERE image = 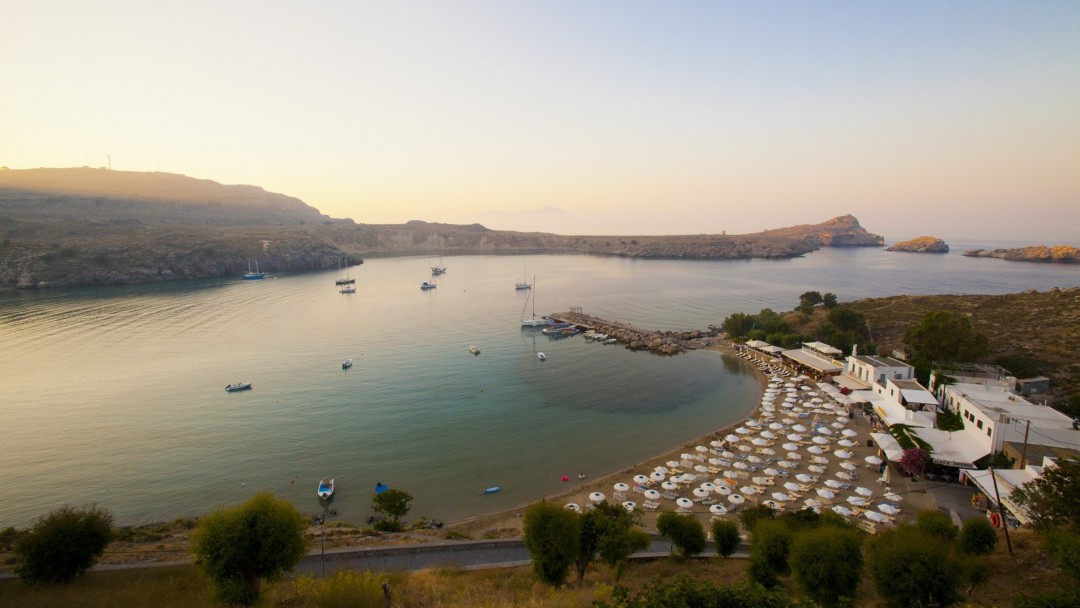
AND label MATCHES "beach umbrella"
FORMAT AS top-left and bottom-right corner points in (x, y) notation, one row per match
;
(791, 424), (807, 432)
(736, 427), (751, 434)
(816, 488), (836, 499)
(649, 471), (665, 482)
(721, 450), (736, 459)
(769, 422), (785, 430)
(811, 397), (823, 403)
(796, 474), (815, 483)
(778, 460), (795, 469)
(847, 496), (868, 506)
(728, 494), (745, 505)
(701, 482), (716, 492)
(842, 429), (858, 438)
(835, 450), (854, 459)
(741, 486), (759, 495)
(656, 465), (670, 474)
(836, 472), (853, 481)
(832, 506), (853, 517)
(747, 455), (763, 464)
(855, 487), (873, 497)
(772, 492), (791, 502)
(812, 436), (830, 445)
(709, 458), (725, 466)
(760, 430), (776, 439)
(726, 434), (740, 443)
(681, 453), (695, 461)
(733, 461), (749, 470)
(825, 479), (843, 489)
(666, 460), (680, 468)
(864, 511), (887, 523)
(614, 482), (630, 492)
(738, 445), (752, 452)
(763, 499), (782, 510)
(661, 481), (678, 491)
(885, 492), (903, 502)
(817, 427), (834, 436)
(808, 465), (826, 474)
(752, 438), (768, 446)
(753, 476), (771, 486)
(565, 503), (581, 512)
(709, 504), (728, 515)
(589, 492), (605, 503)
(694, 464), (709, 473)
(784, 482), (801, 492)
(710, 439), (725, 448)
(760, 448), (777, 455)
(763, 467), (780, 477)
(695, 445), (709, 453)
(786, 452), (802, 460)
(804, 498), (822, 508)
(840, 462), (856, 471)
(811, 456), (829, 465)
(714, 485), (731, 495)
(622, 501), (636, 512)
(682, 473), (697, 482)
(878, 504), (899, 515)
(783, 442), (799, 452)
(693, 487), (710, 498)
(800, 385), (812, 391)
(838, 439), (856, 448)
(644, 489), (661, 500)
(633, 474), (649, 485)
(865, 455), (883, 465)
(807, 445), (825, 454)
(676, 497), (694, 509)
(787, 433), (804, 442)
